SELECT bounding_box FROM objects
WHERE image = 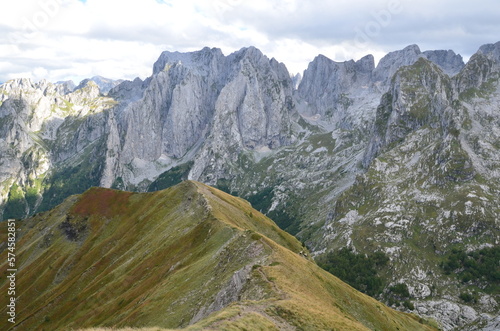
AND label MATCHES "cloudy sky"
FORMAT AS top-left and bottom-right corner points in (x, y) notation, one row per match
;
(1, 0), (500, 84)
